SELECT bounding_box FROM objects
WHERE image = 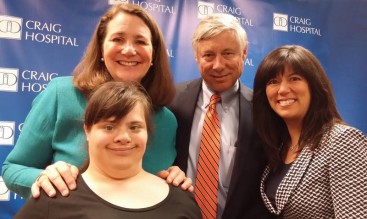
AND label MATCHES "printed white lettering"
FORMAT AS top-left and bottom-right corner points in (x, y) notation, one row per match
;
(25, 31), (79, 46)
(289, 25), (321, 36)
(131, 1), (175, 14)
(217, 5), (242, 15)
(21, 70), (58, 81)
(290, 16), (311, 26)
(237, 17), (254, 26)
(245, 58), (254, 66)
(167, 49), (174, 58)
(18, 123), (23, 132)
(25, 20), (62, 33)
(21, 82), (48, 92)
